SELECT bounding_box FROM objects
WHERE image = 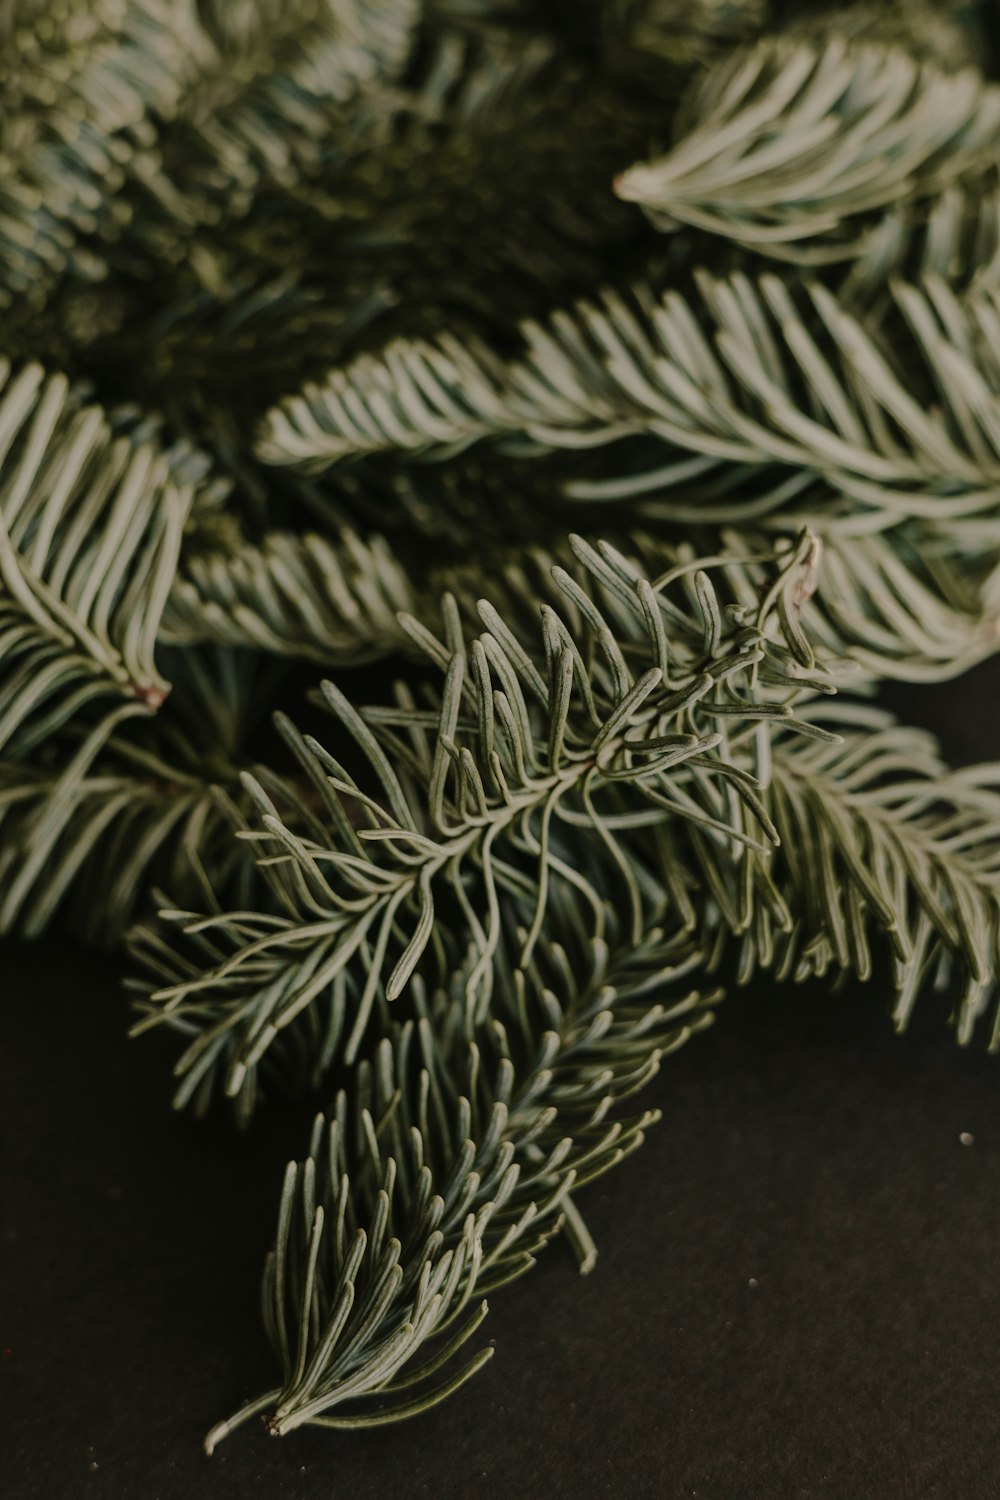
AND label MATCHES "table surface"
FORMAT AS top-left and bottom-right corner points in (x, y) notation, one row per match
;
(4, 661), (1000, 1500)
